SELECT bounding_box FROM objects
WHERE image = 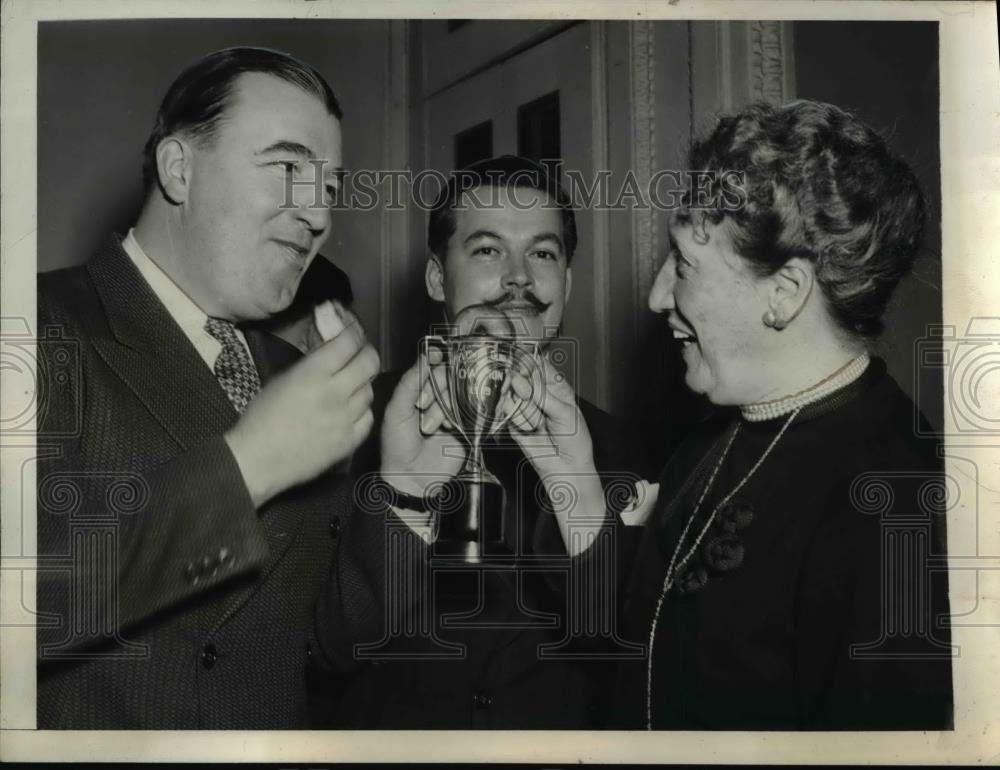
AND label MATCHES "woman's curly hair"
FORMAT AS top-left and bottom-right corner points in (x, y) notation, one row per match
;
(682, 100), (926, 338)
